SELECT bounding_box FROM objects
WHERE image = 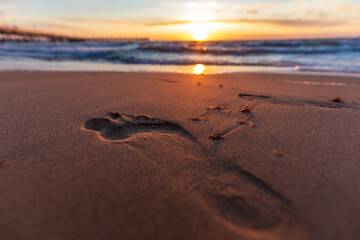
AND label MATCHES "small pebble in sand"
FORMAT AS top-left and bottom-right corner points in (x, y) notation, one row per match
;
(208, 133), (224, 140)
(272, 150), (284, 158)
(238, 121), (255, 127)
(190, 115), (209, 121)
(240, 105), (251, 112)
(109, 111), (121, 118)
(0, 159), (10, 167)
(206, 105), (227, 110)
(331, 97), (343, 103)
